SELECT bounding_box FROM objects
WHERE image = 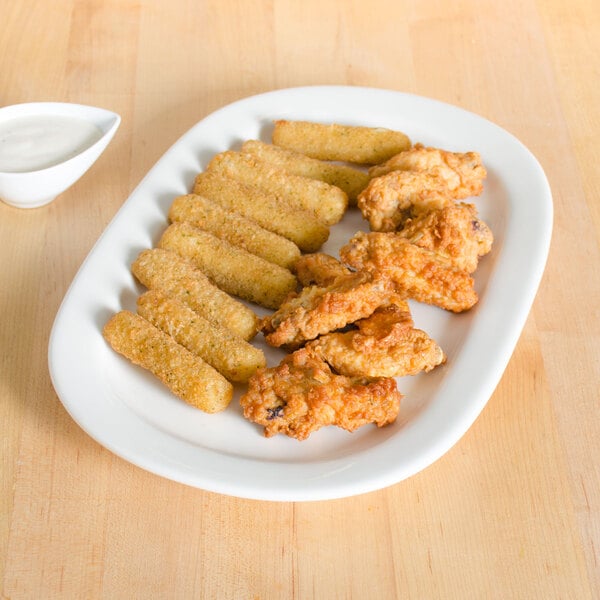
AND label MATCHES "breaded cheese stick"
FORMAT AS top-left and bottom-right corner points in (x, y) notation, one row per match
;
(137, 290), (266, 383)
(193, 172), (328, 253)
(272, 120), (412, 164)
(240, 139), (370, 204)
(131, 248), (257, 340)
(103, 311), (233, 413)
(169, 194), (300, 269)
(207, 151), (348, 225)
(159, 222), (297, 309)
